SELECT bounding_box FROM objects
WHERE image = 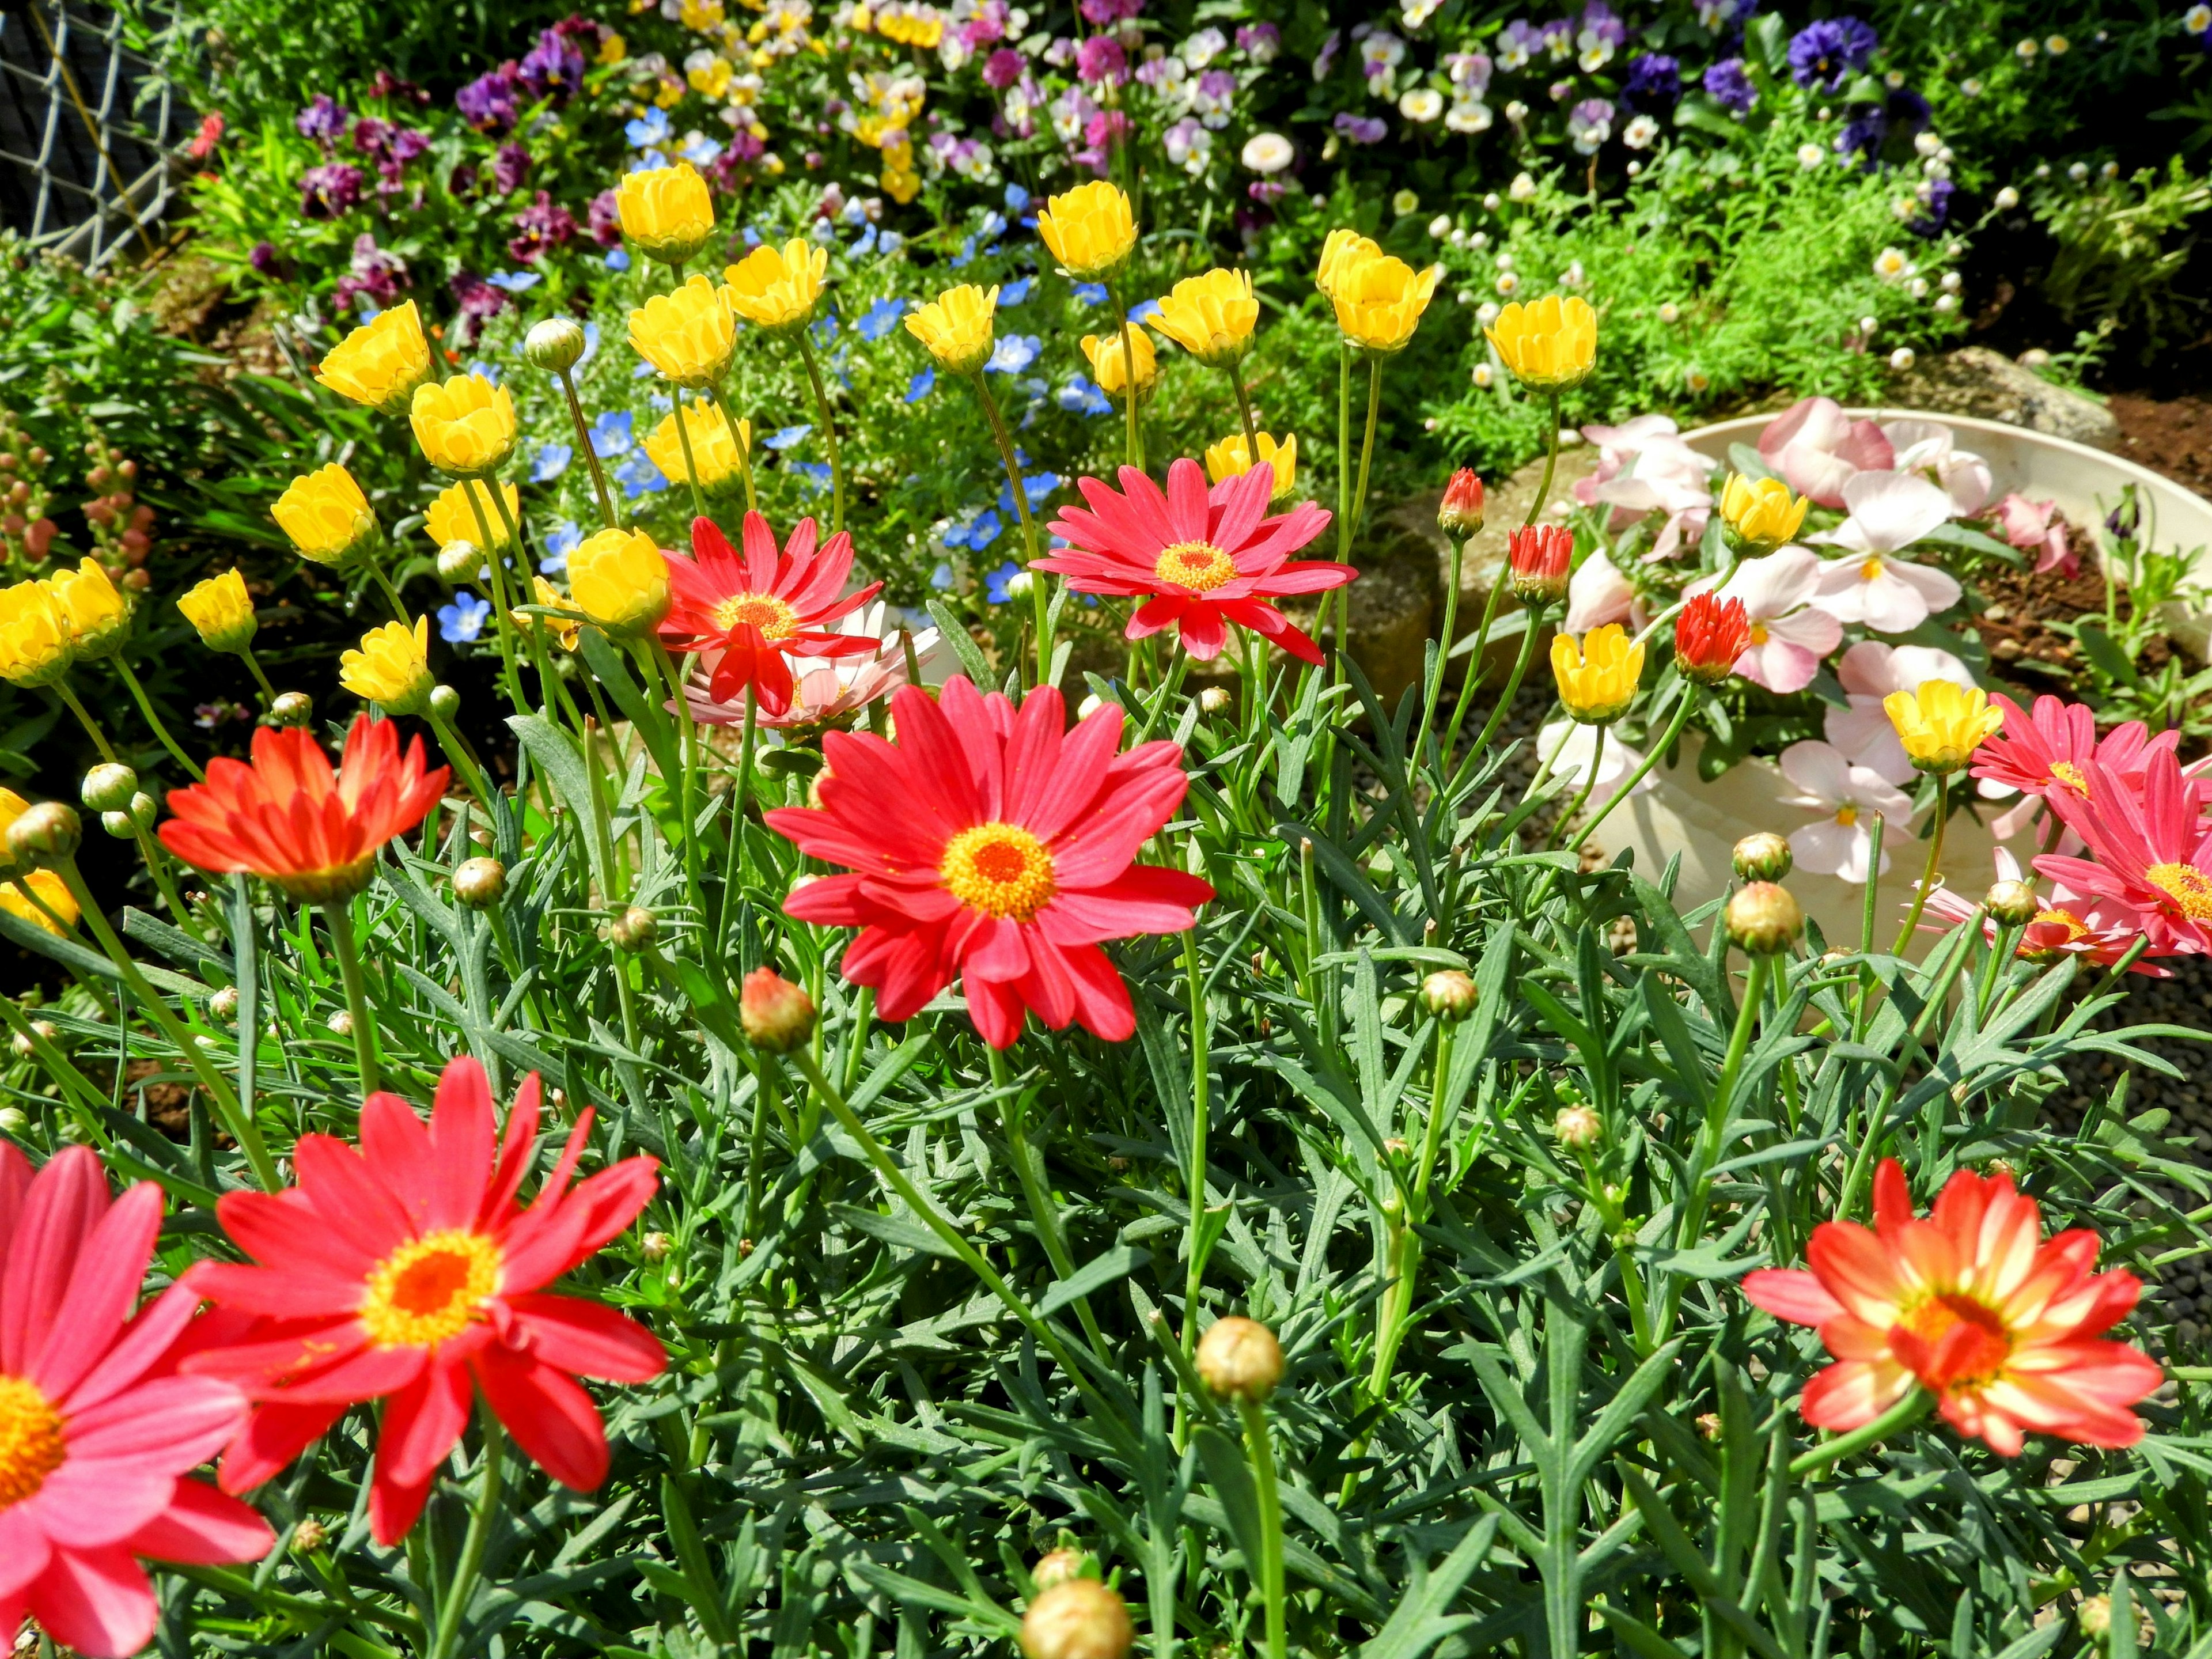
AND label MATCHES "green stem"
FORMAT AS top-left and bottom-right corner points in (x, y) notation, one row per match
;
(1455, 601), (1548, 785)
(556, 367), (619, 531)
(1413, 532), (1464, 772)
(54, 679), (118, 764)
(1524, 390), (1563, 531)
(1440, 552), (1507, 765)
(323, 901), (381, 1097)
(1180, 930), (1211, 1358)
(1112, 289), (1144, 474)
(990, 1051), (1111, 1358)
(1134, 649), (1191, 745)
(1240, 1398), (1287, 1659)
(1661, 950), (1771, 1339)
(971, 372), (1051, 690)
(426, 709), (493, 807)
(1548, 723), (1604, 850)
(368, 562), (411, 627)
(1787, 1387), (1933, 1479)
(459, 481), (528, 716)
(237, 646), (279, 704)
(427, 1415), (504, 1659)
(668, 384), (710, 522)
(1227, 359), (1260, 460)
(111, 657), (204, 781)
(704, 382), (759, 516)
(1892, 772), (1950, 956)
(1350, 355), (1381, 541)
(793, 329), (844, 535)
(1571, 689), (1695, 852)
